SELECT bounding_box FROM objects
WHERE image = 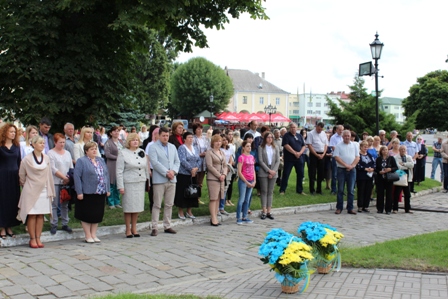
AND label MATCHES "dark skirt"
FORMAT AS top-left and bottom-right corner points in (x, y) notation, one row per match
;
(175, 174), (200, 208)
(75, 193), (106, 223)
